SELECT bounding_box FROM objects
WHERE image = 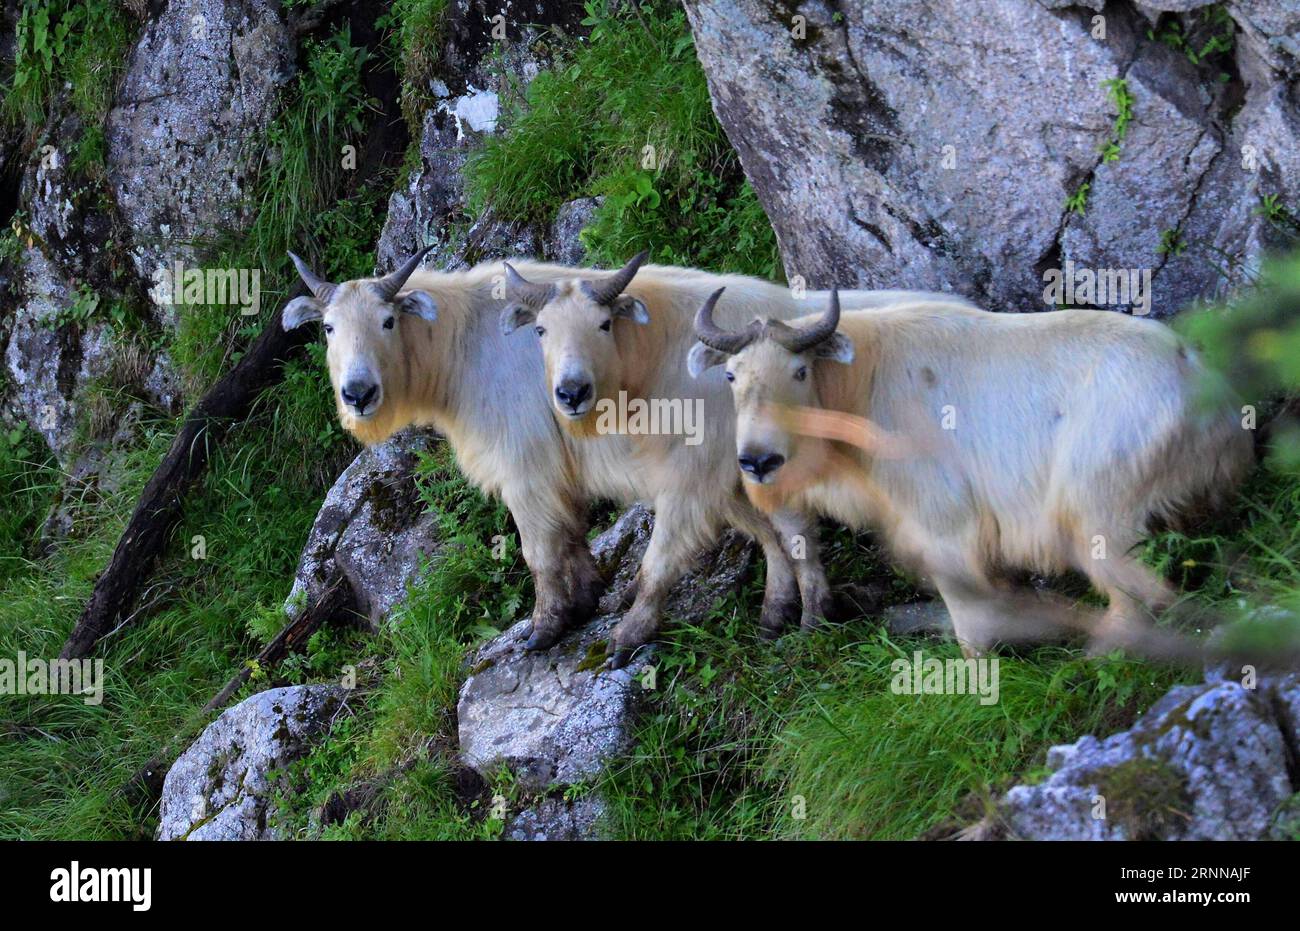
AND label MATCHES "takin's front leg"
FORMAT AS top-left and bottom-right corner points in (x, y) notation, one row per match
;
(606, 496), (719, 669)
(729, 503), (801, 638)
(770, 509), (833, 631)
(506, 488), (603, 651)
